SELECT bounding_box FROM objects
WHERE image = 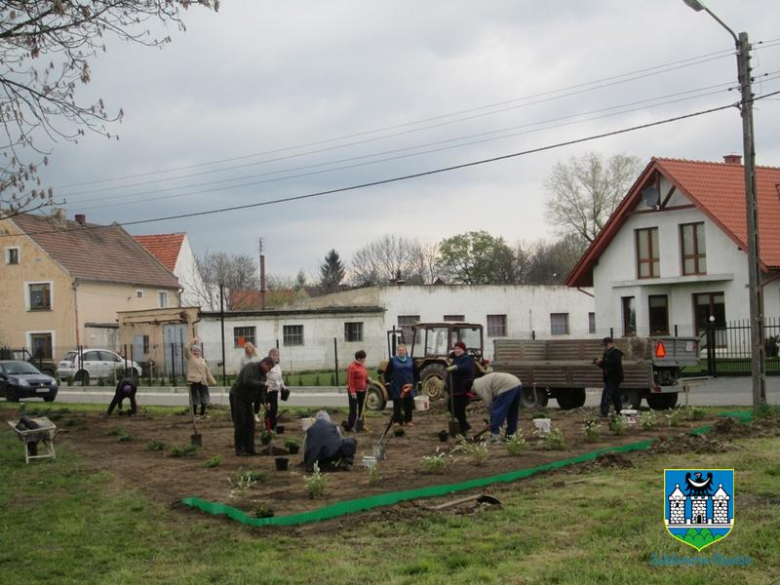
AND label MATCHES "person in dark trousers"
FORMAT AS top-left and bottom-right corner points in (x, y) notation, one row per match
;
(383, 344), (419, 426)
(107, 377), (138, 416)
(595, 337), (624, 417)
(304, 410), (357, 472)
(230, 357), (275, 456)
(446, 340), (475, 435)
(346, 350), (369, 431)
(471, 372), (522, 442)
